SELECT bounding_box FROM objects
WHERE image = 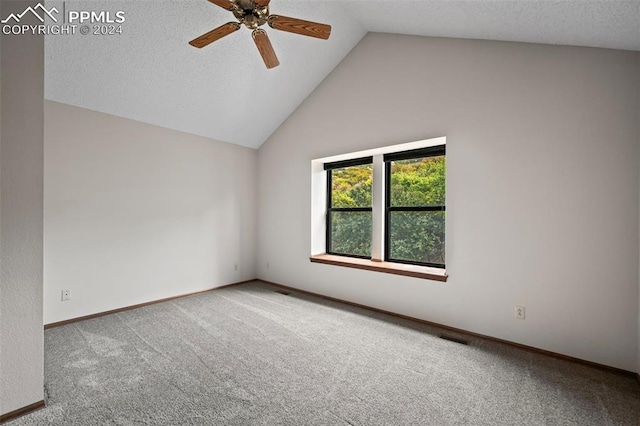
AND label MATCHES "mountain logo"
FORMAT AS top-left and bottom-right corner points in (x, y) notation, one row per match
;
(1, 3), (59, 24)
